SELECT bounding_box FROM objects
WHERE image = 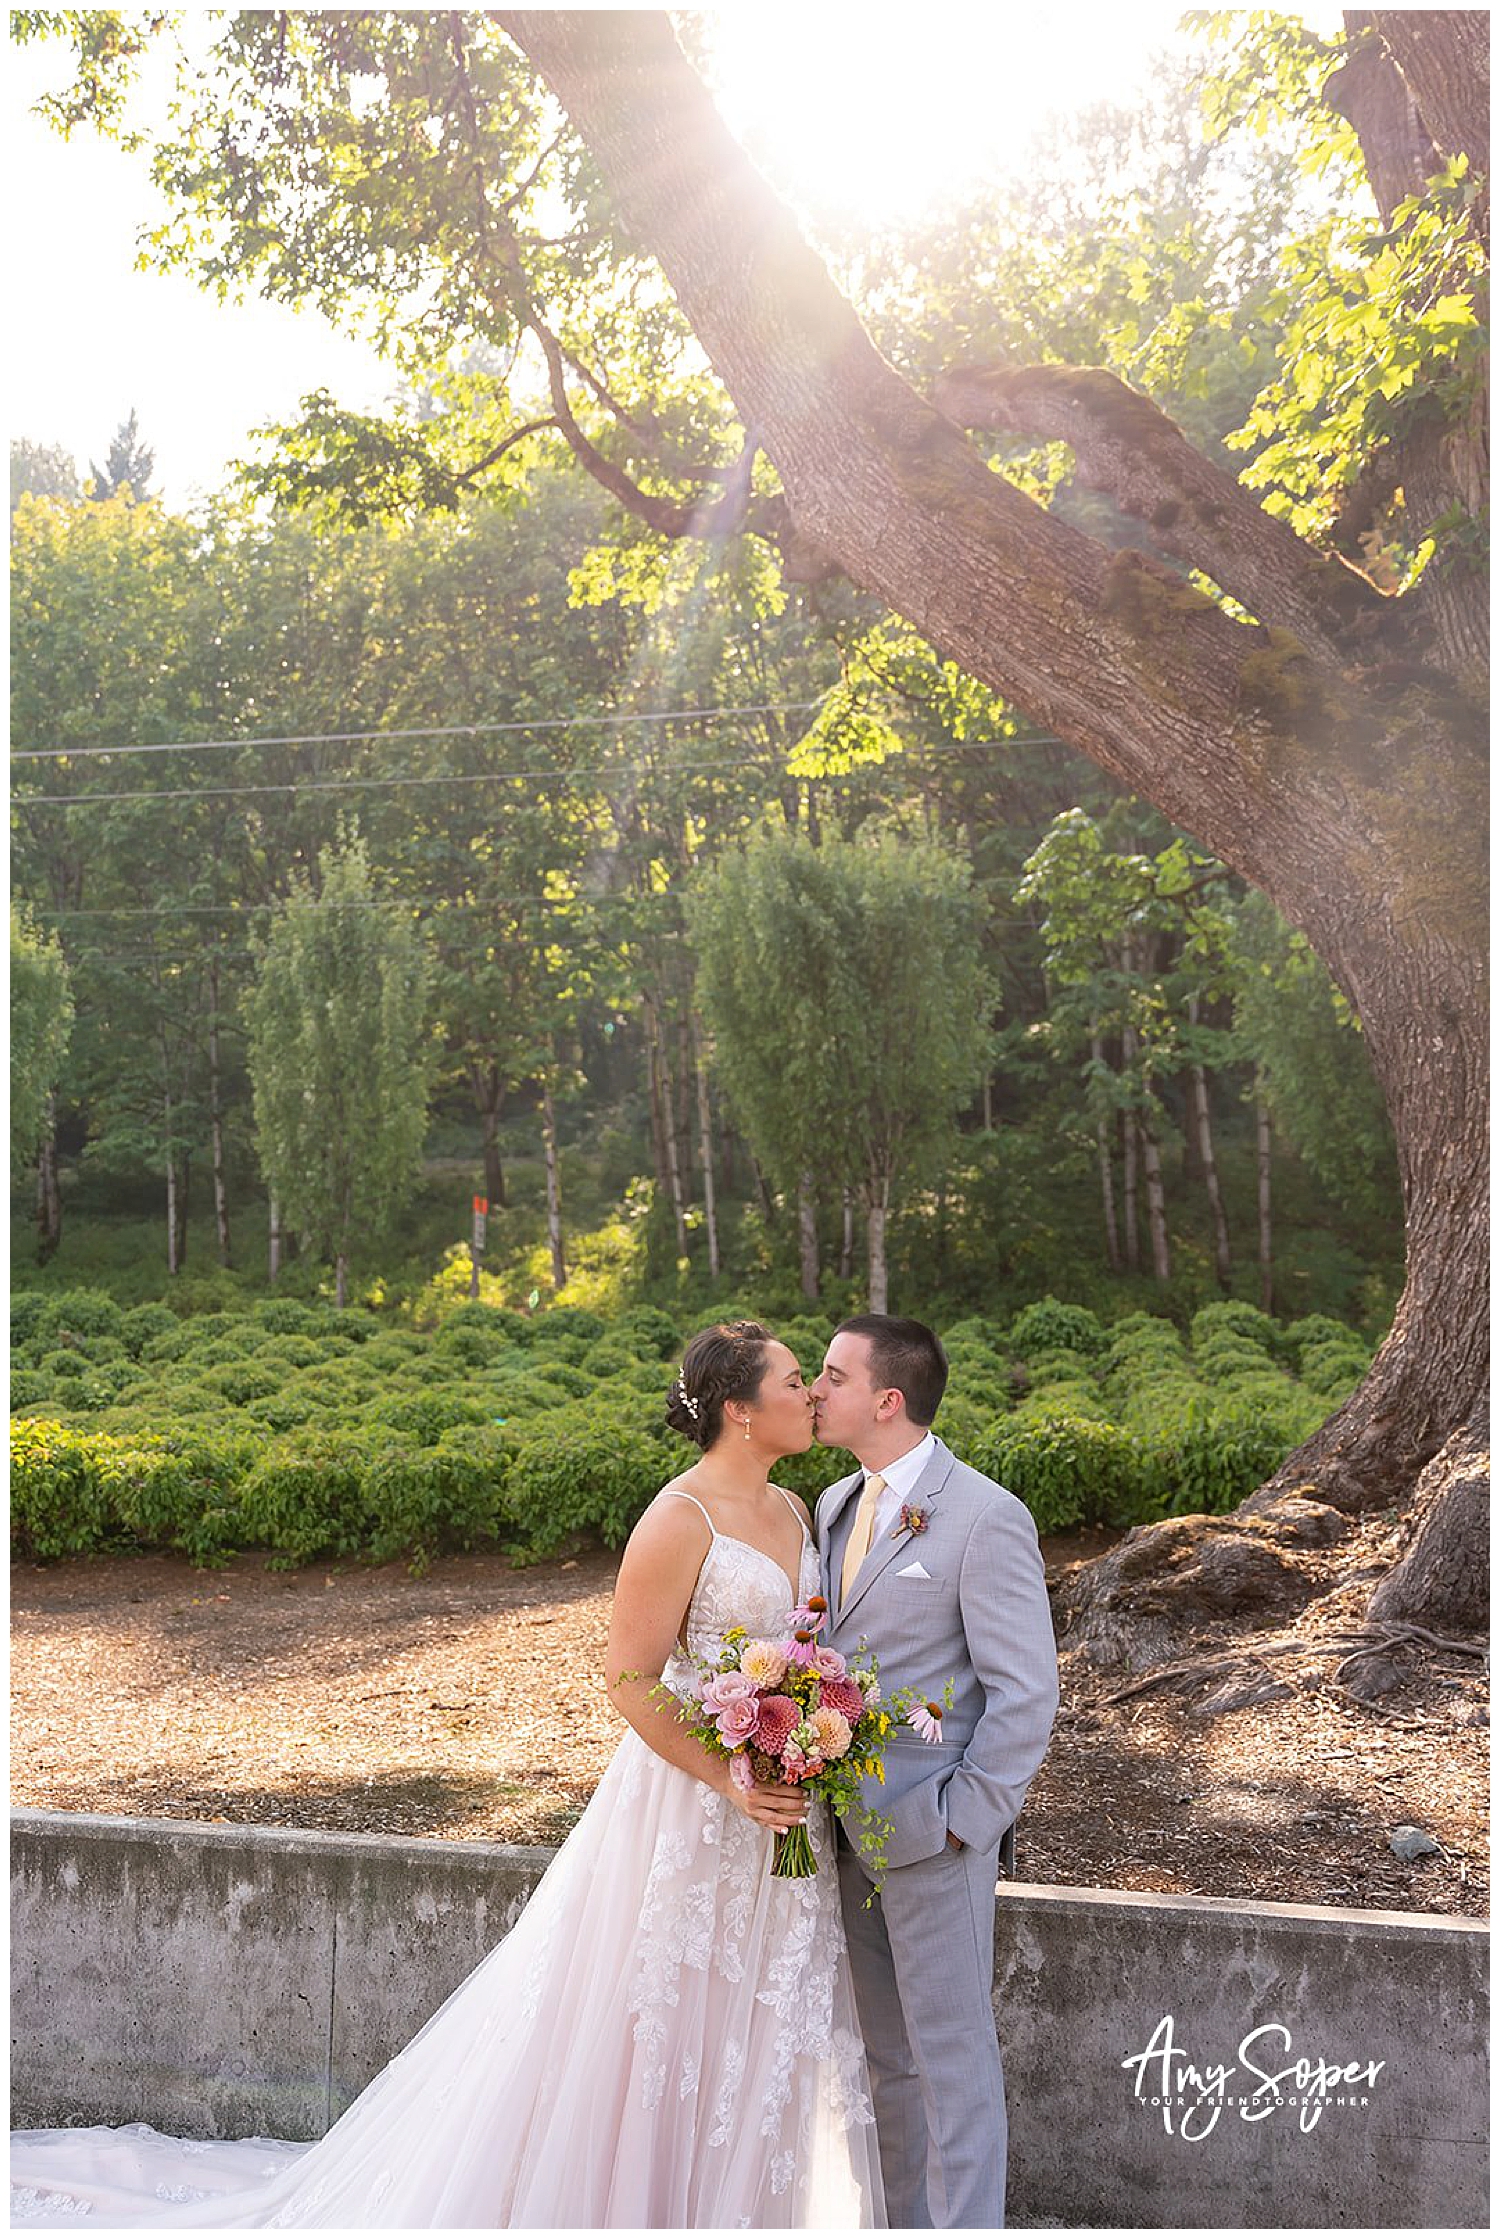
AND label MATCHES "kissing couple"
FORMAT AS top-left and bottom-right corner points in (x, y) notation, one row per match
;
(11, 1313), (1060, 2230)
